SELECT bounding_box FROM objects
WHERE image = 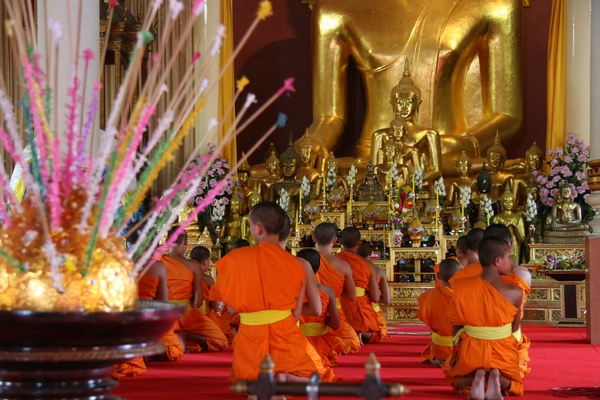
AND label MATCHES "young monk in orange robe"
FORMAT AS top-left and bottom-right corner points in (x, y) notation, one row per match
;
(162, 227), (228, 353)
(211, 202), (317, 382)
(448, 228), (485, 285)
(451, 224), (532, 379)
(416, 258), (461, 366)
(357, 241), (390, 344)
(335, 227), (380, 344)
(110, 262), (183, 379)
(189, 245), (235, 344)
(313, 222), (360, 354)
(443, 236), (524, 398)
(297, 248), (341, 375)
